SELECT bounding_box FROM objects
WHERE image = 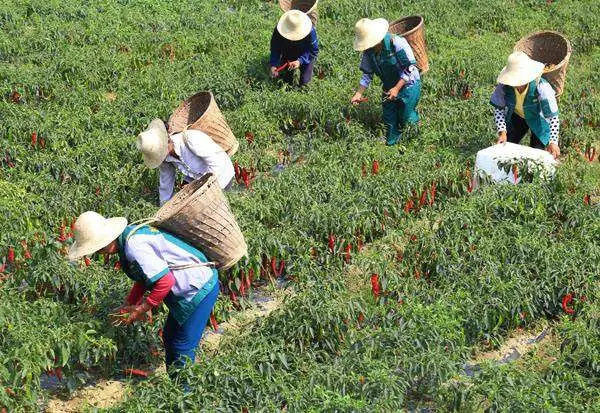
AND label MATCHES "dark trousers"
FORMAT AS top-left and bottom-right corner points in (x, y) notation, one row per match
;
(507, 113), (545, 149)
(163, 282), (219, 379)
(281, 60), (315, 86)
